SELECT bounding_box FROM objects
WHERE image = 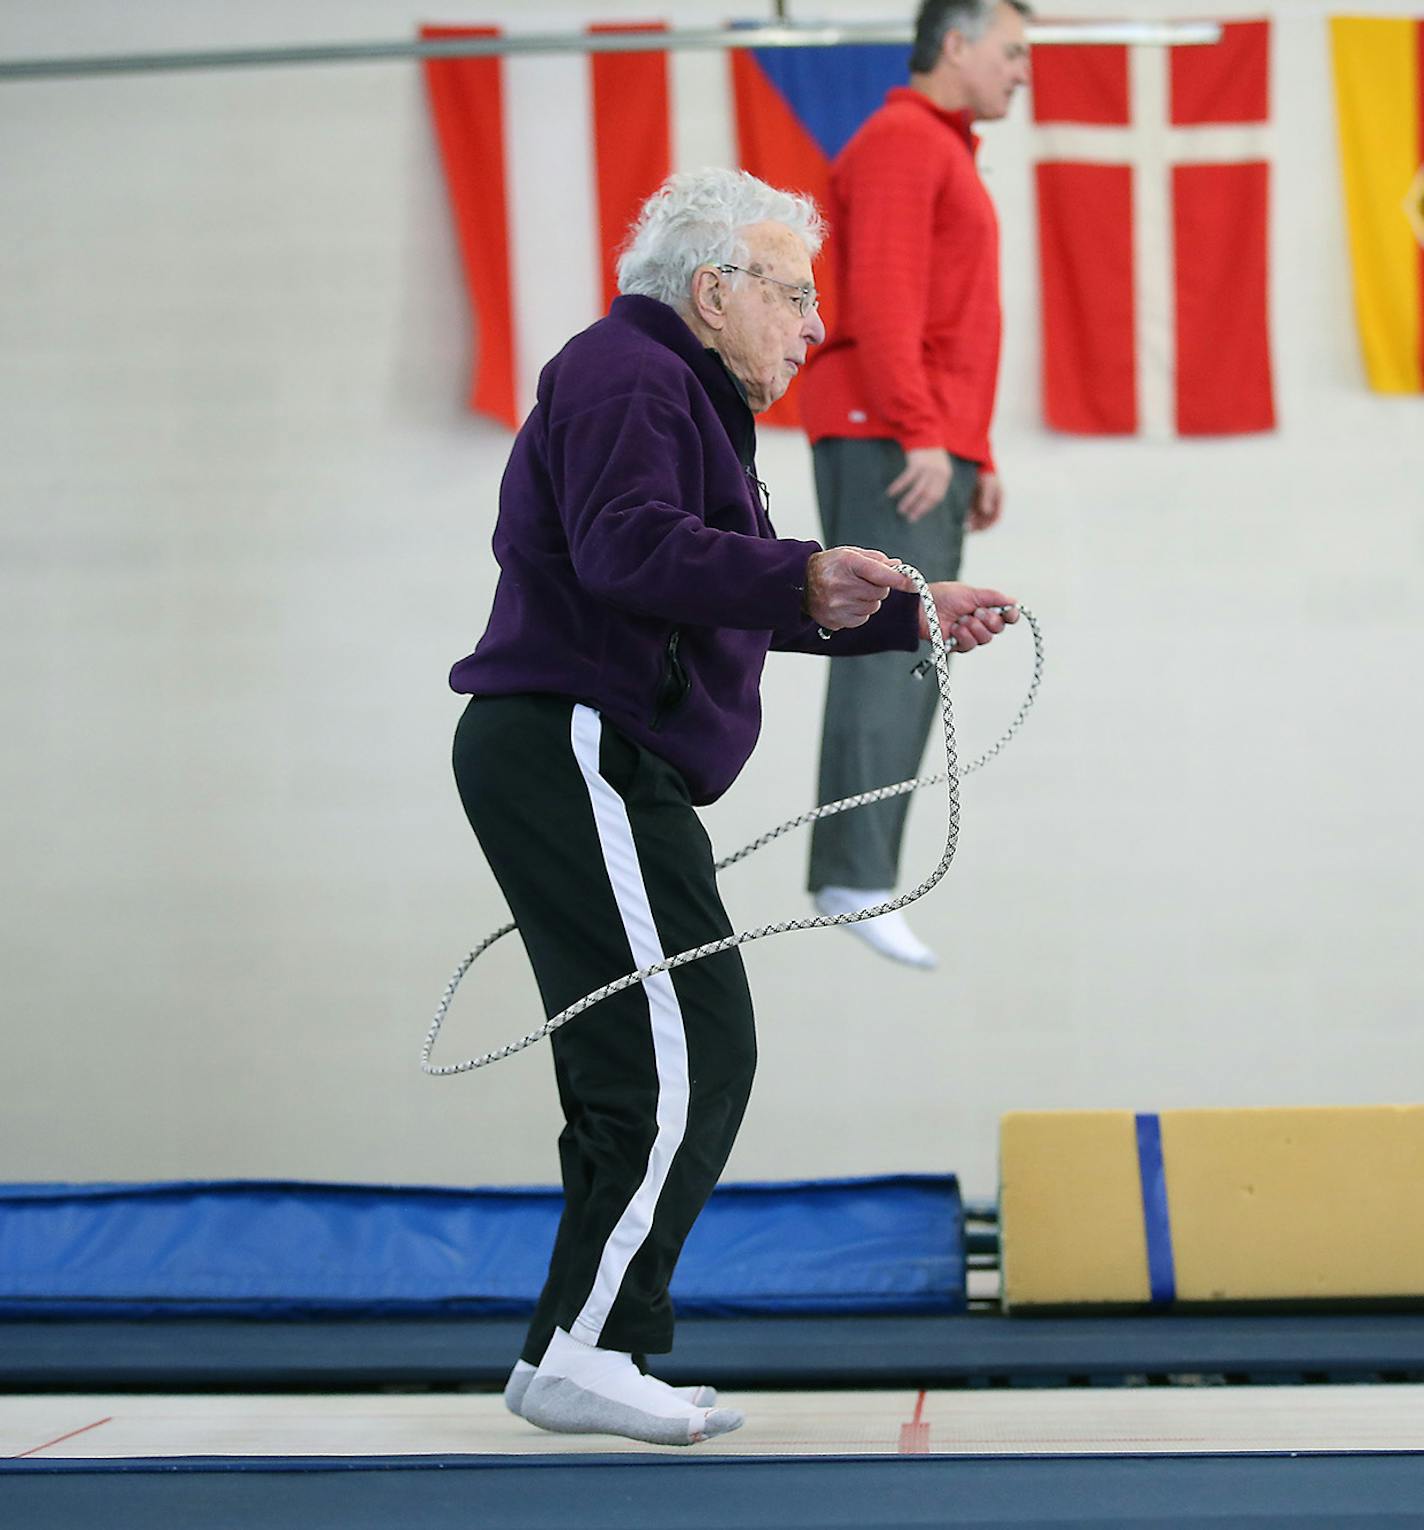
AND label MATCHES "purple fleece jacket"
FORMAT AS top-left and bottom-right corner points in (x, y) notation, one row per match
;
(449, 294), (920, 804)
